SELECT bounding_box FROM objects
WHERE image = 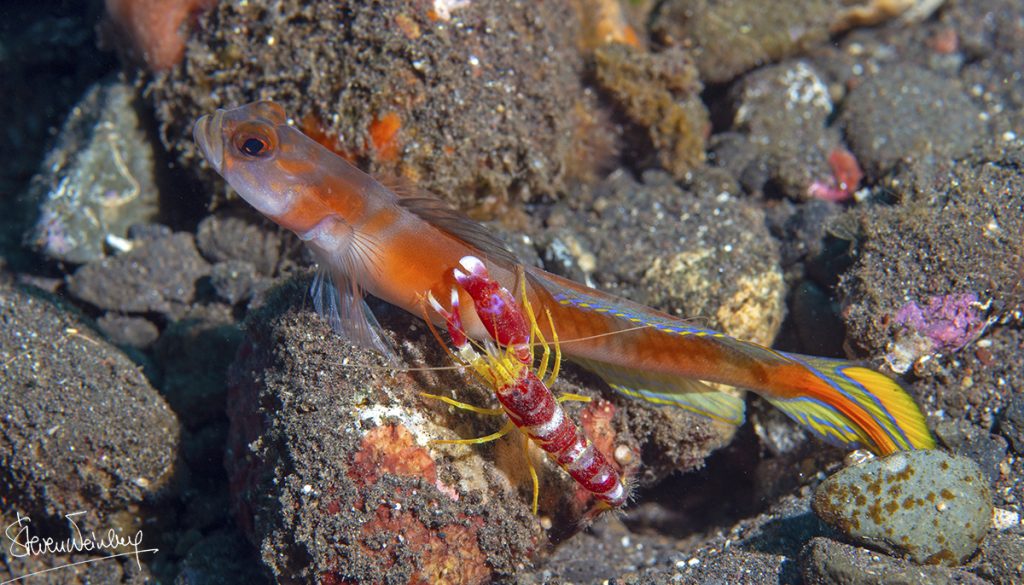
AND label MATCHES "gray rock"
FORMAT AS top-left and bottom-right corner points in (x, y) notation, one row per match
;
(96, 313), (161, 349)
(841, 65), (983, 176)
(67, 231), (211, 318)
(175, 529), (268, 585)
(209, 260), (259, 305)
(801, 537), (989, 585)
(728, 61), (846, 201)
(813, 450), (992, 566)
(0, 285), (180, 534)
(934, 419), (1009, 484)
(25, 80), (159, 264)
(195, 213), (284, 276)
(153, 304), (241, 428)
